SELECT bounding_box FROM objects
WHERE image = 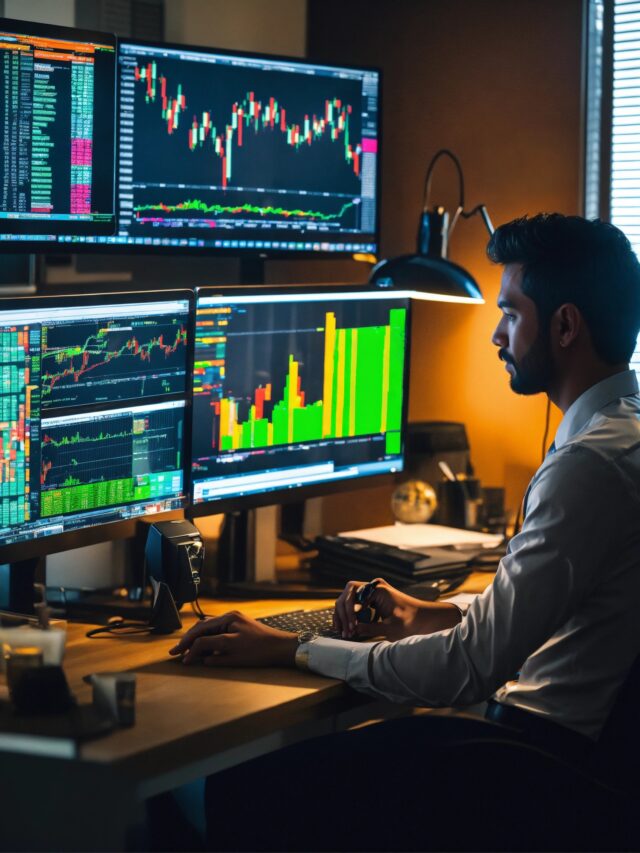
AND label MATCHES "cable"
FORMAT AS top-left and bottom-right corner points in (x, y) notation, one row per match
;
(192, 597), (212, 620)
(422, 148), (465, 213)
(421, 149), (493, 241)
(86, 618), (153, 638)
(541, 397), (552, 463)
